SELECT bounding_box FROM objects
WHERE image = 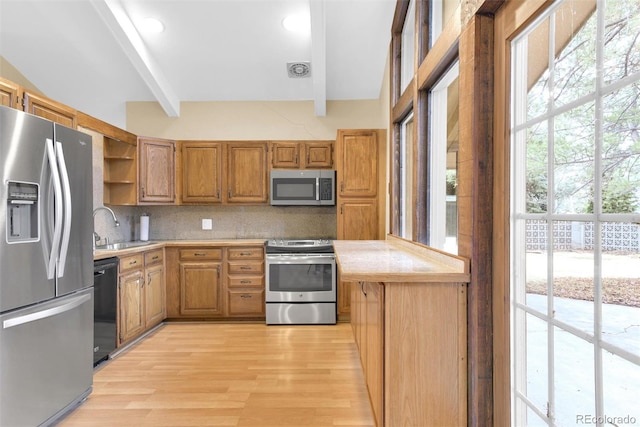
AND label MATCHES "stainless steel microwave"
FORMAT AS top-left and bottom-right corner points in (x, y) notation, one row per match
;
(270, 170), (336, 206)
